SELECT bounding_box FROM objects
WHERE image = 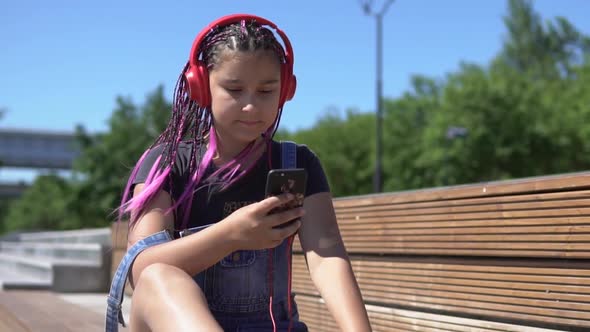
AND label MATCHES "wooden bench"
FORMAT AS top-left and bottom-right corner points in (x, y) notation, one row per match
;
(292, 171), (590, 331)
